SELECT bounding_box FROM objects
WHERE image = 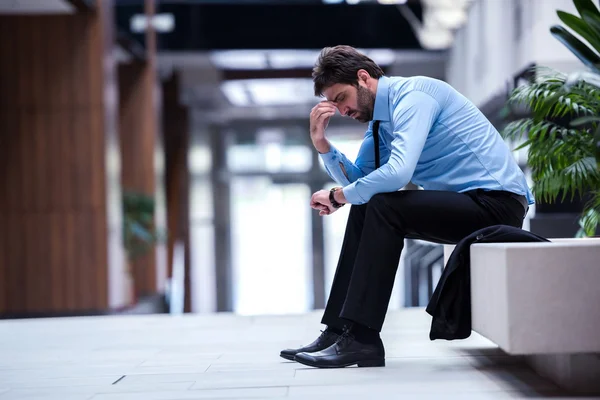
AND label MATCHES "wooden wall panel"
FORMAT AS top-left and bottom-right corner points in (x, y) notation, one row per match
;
(117, 0), (163, 299)
(118, 63), (159, 299)
(50, 212), (65, 310)
(163, 73), (191, 312)
(0, 213), (5, 312)
(5, 214), (22, 312)
(0, 0), (123, 315)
